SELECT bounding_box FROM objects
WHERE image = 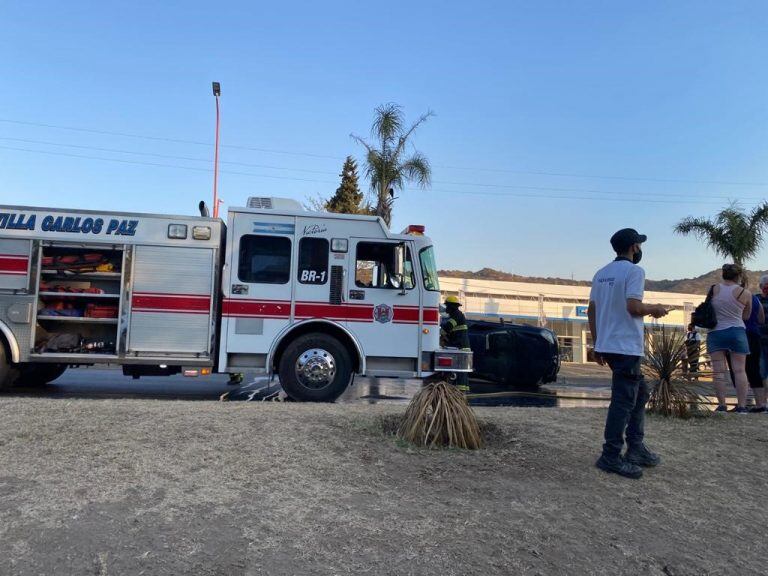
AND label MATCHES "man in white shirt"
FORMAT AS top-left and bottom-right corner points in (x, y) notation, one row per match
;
(684, 323), (702, 377)
(588, 228), (668, 479)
